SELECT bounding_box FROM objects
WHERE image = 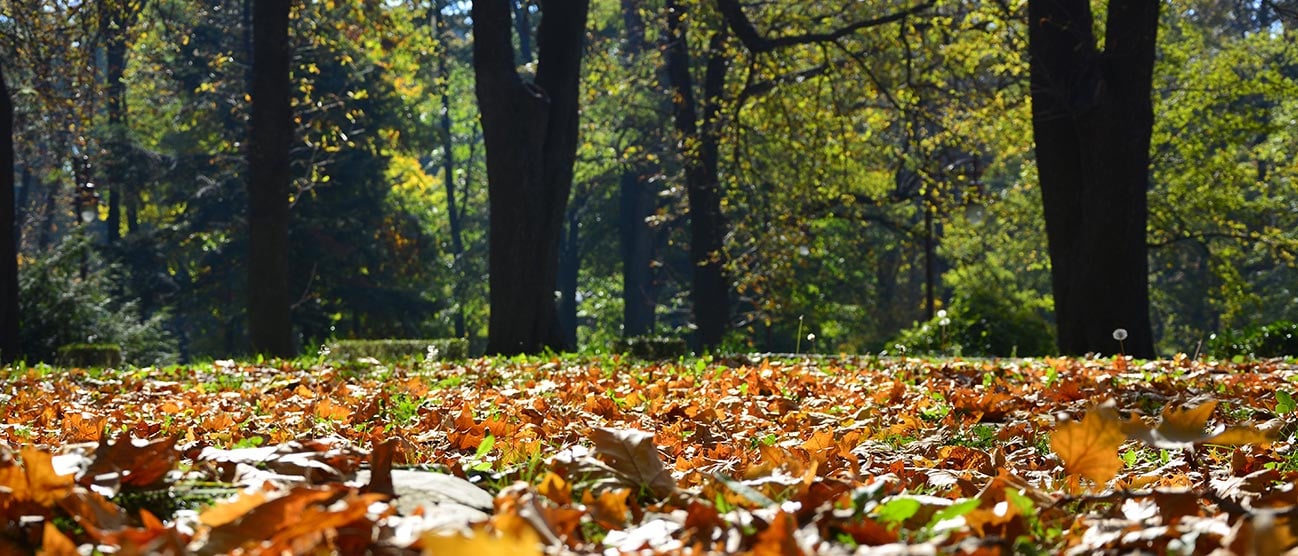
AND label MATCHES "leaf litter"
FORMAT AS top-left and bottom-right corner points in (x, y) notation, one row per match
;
(0, 354), (1296, 554)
